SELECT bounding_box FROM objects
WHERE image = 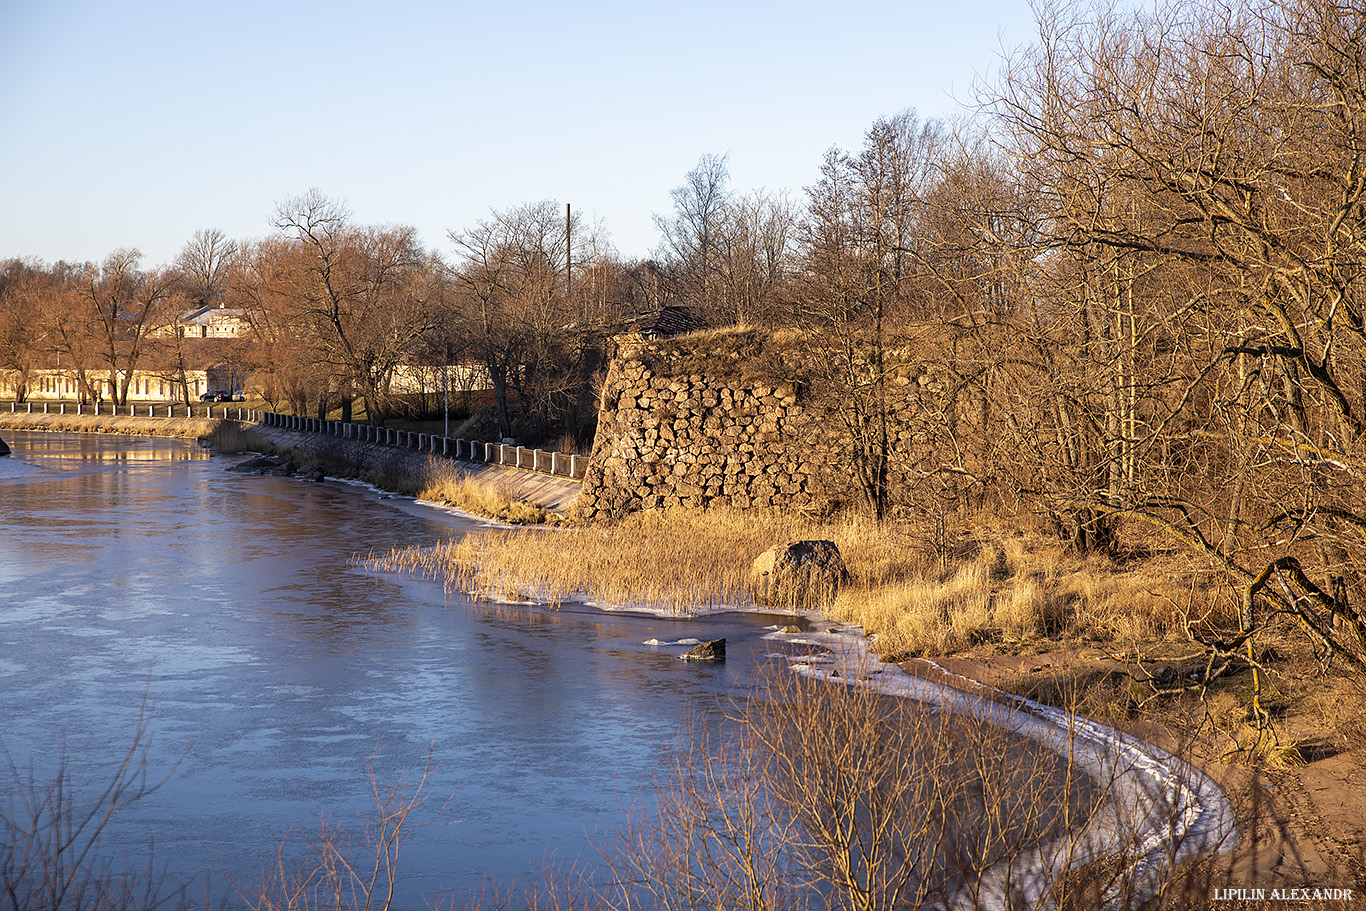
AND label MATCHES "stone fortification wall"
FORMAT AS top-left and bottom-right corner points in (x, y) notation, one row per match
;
(574, 329), (960, 520)
(574, 338), (815, 519)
